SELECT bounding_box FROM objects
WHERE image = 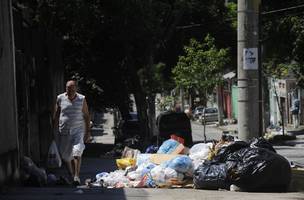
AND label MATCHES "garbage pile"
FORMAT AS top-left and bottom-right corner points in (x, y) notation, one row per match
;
(264, 125), (296, 141)
(20, 156), (74, 187)
(90, 135), (292, 192)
